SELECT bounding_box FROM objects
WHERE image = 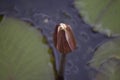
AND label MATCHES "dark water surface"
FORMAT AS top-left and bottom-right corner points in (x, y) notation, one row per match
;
(0, 0), (108, 80)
